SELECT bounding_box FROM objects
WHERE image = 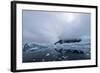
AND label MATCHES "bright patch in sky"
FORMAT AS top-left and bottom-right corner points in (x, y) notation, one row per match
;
(62, 13), (77, 23)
